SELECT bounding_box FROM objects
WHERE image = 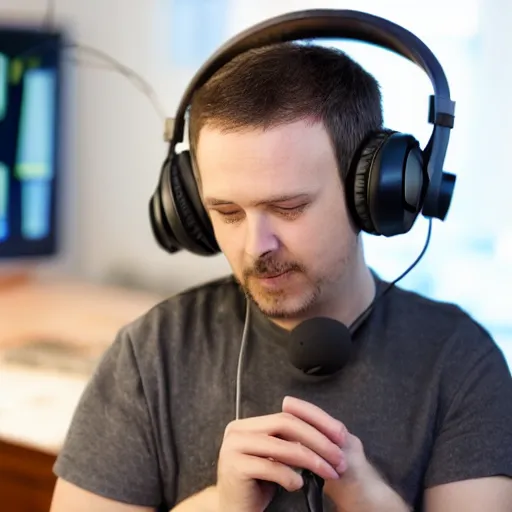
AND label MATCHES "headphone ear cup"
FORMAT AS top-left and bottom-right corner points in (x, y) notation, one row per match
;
(176, 151), (219, 253)
(149, 174), (181, 254)
(149, 152), (219, 256)
(346, 130), (396, 234)
(368, 132), (426, 236)
(168, 153), (219, 255)
(347, 130), (426, 237)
